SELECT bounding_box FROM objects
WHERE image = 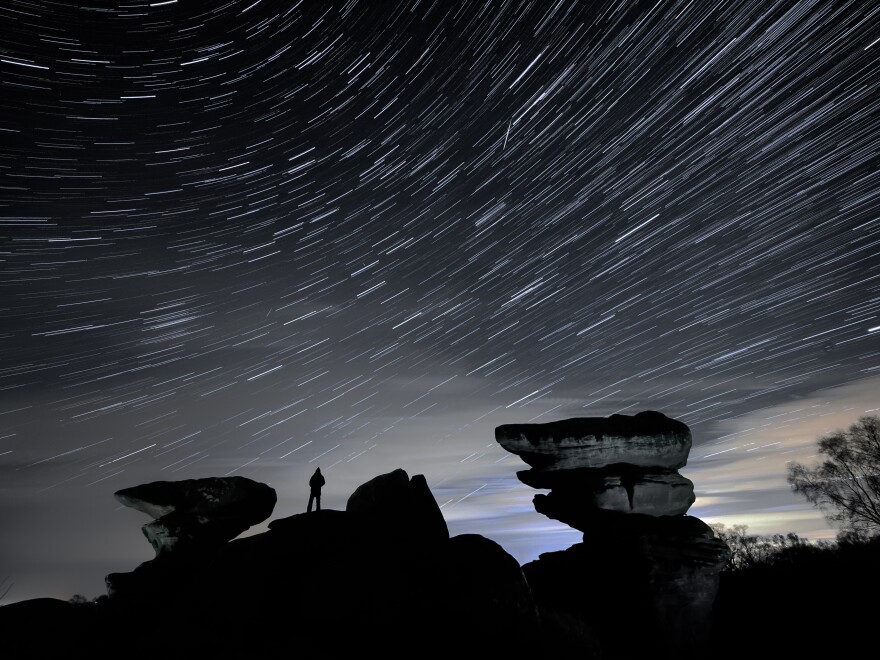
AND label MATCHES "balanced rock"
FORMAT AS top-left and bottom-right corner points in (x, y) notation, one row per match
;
(524, 516), (729, 658)
(496, 410), (726, 659)
(495, 410), (691, 472)
(115, 476), (276, 556)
